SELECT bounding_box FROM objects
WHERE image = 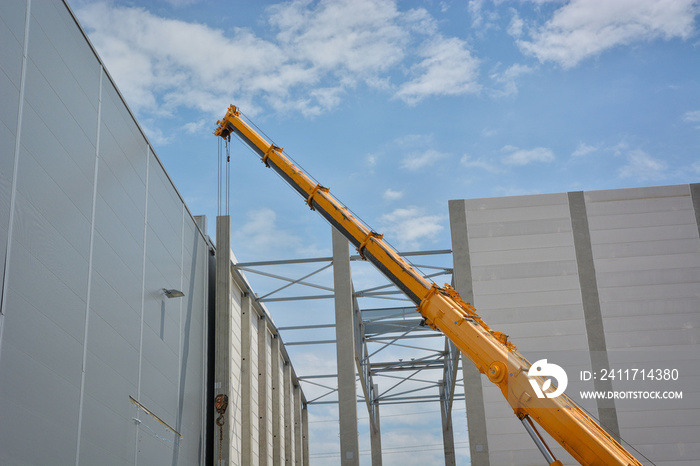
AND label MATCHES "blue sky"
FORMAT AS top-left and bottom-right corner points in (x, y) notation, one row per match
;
(68, 0), (700, 262)
(67, 0), (699, 463)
